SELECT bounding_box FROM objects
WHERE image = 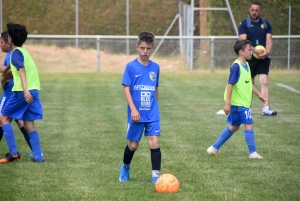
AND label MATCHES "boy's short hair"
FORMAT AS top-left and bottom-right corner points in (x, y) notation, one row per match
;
(136, 31), (155, 46)
(234, 40), (252, 55)
(1, 31), (9, 43)
(6, 22), (28, 47)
